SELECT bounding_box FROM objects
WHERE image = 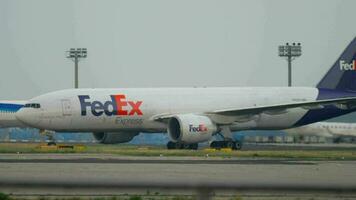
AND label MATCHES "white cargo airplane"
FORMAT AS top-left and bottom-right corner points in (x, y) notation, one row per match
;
(285, 122), (356, 138)
(1, 37), (356, 150)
